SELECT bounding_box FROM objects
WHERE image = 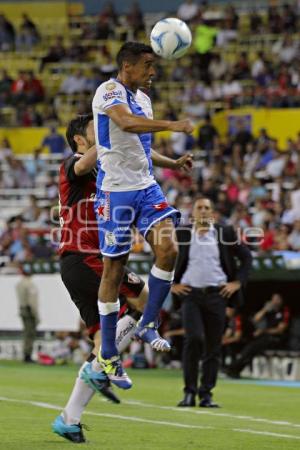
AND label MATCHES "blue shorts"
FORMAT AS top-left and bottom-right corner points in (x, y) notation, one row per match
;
(94, 183), (180, 257)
